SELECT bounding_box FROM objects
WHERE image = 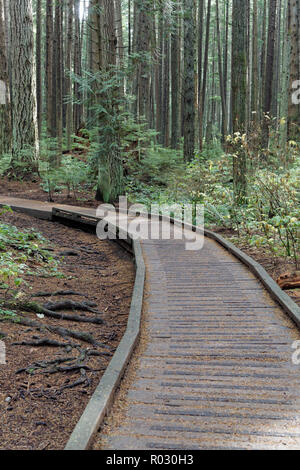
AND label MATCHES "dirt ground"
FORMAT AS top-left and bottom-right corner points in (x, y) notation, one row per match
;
(0, 176), (100, 208)
(0, 211), (135, 450)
